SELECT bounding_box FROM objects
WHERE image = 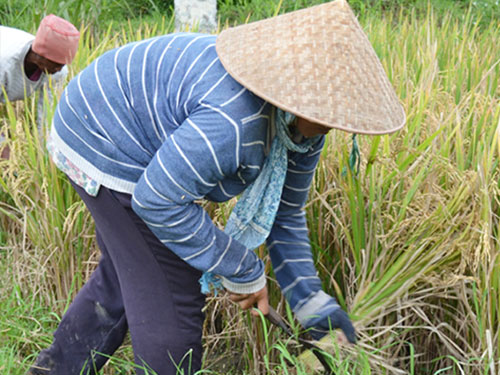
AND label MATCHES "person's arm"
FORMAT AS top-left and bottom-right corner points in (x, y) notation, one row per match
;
(131, 105), (266, 294)
(265, 135), (356, 343)
(0, 28), (34, 103)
